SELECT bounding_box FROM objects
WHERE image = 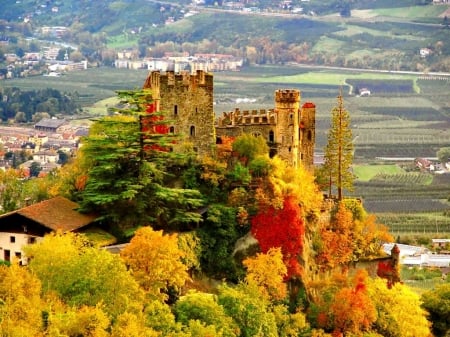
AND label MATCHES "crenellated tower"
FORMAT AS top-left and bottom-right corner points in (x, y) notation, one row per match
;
(274, 89), (301, 167)
(143, 70), (216, 156)
(300, 102), (316, 171)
